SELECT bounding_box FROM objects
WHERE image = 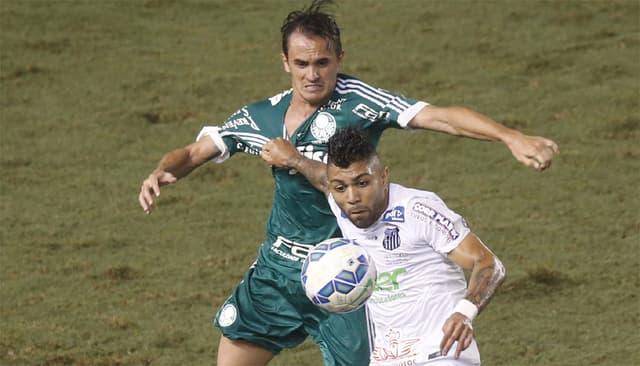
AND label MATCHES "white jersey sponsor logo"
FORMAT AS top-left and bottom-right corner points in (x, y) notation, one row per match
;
(411, 202), (460, 240)
(382, 206), (405, 223)
(371, 328), (419, 364)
